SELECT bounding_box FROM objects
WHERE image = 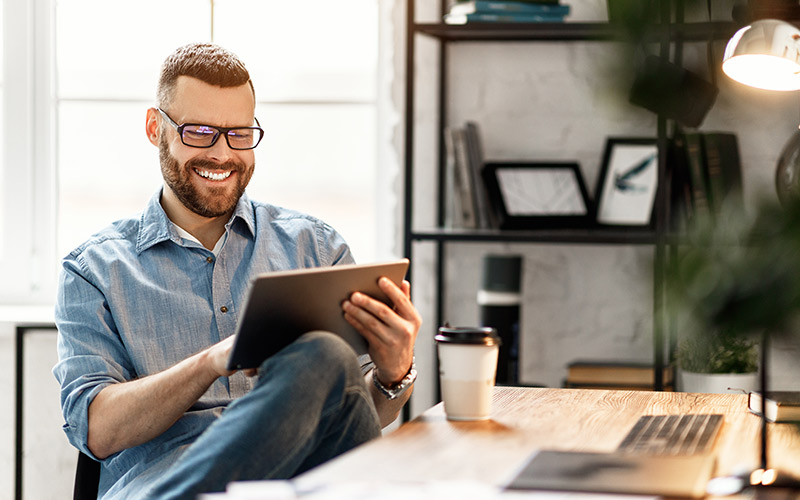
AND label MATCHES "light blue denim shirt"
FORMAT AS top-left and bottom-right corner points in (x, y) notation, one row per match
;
(53, 190), (354, 498)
